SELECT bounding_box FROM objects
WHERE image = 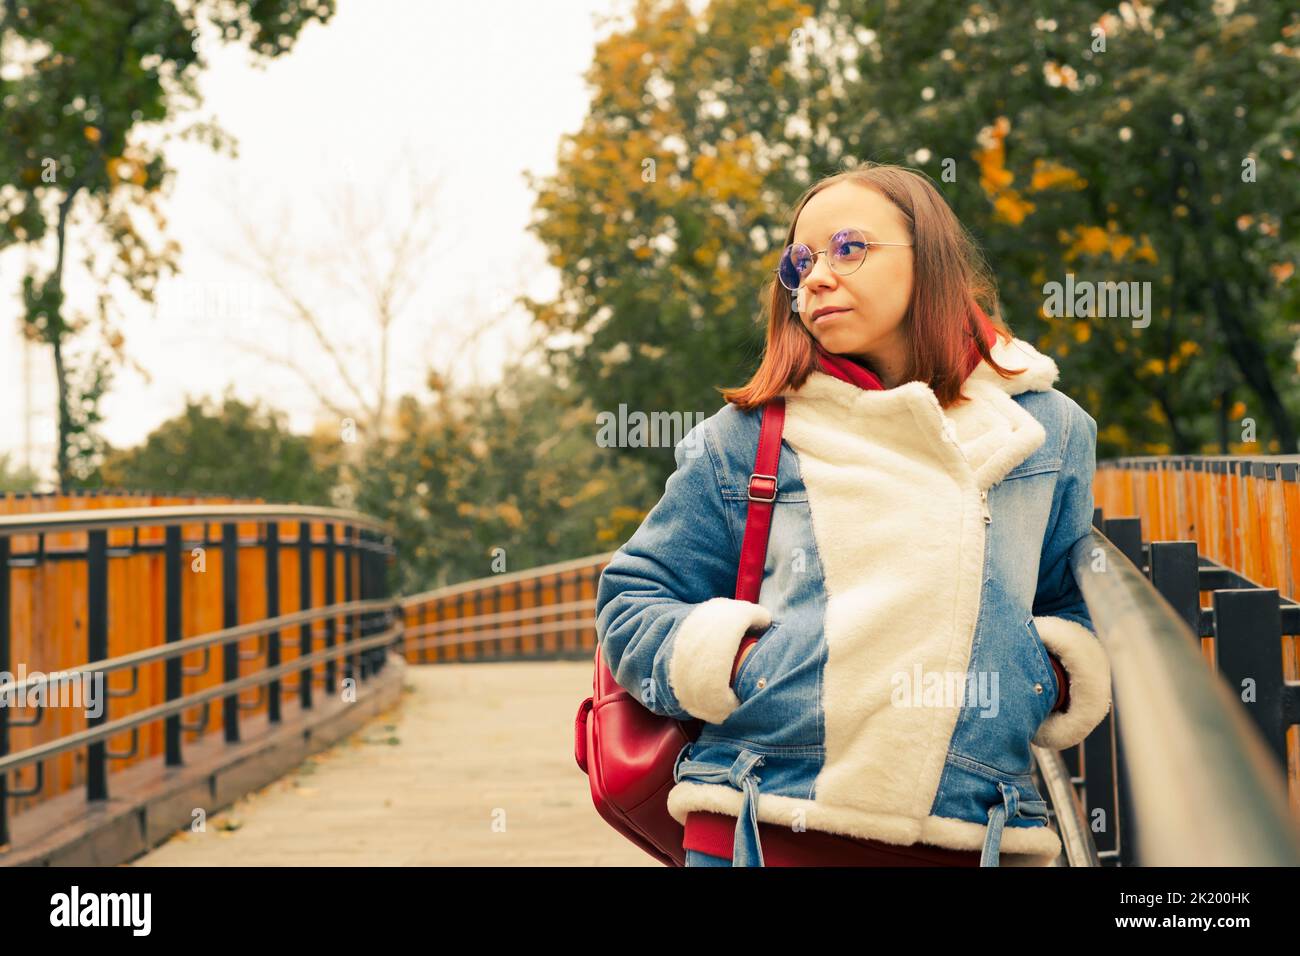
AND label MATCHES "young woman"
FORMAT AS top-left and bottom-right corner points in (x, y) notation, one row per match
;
(594, 163), (1112, 867)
